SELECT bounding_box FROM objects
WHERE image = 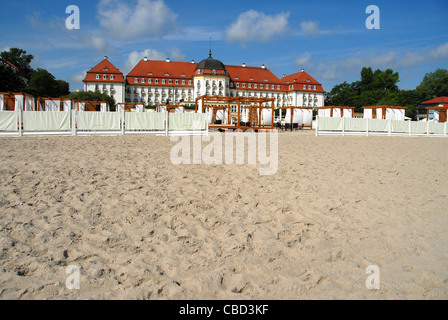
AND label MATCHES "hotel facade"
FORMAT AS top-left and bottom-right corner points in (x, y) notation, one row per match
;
(83, 52), (325, 109)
